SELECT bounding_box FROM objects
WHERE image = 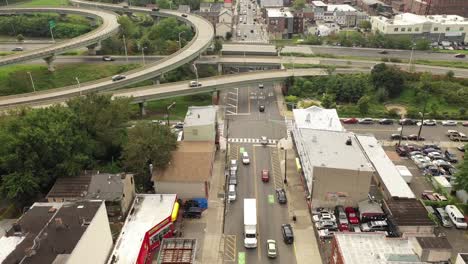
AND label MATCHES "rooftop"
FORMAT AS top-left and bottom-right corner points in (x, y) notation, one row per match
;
(266, 8), (293, 18)
(0, 201), (103, 264)
(360, 0), (389, 6)
(46, 174), (92, 199)
(335, 233), (423, 264)
(86, 173), (129, 201)
(356, 135), (415, 199)
(415, 237), (452, 249)
(199, 2), (224, 12)
(294, 129), (373, 172)
(311, 1), (327, 7)
(293, 106), (344, 131)
(184, 106), (217, 127)
(327, 4), (356, 12)
(154, 141), (215, 182)
(374, 13), (468, 26)
(384, 198), (436, 226)
(108, 194), (177, 264)
(460, 253), (468, 263)
(157, 238), (197, 264)
(260, 0), (283, 7)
